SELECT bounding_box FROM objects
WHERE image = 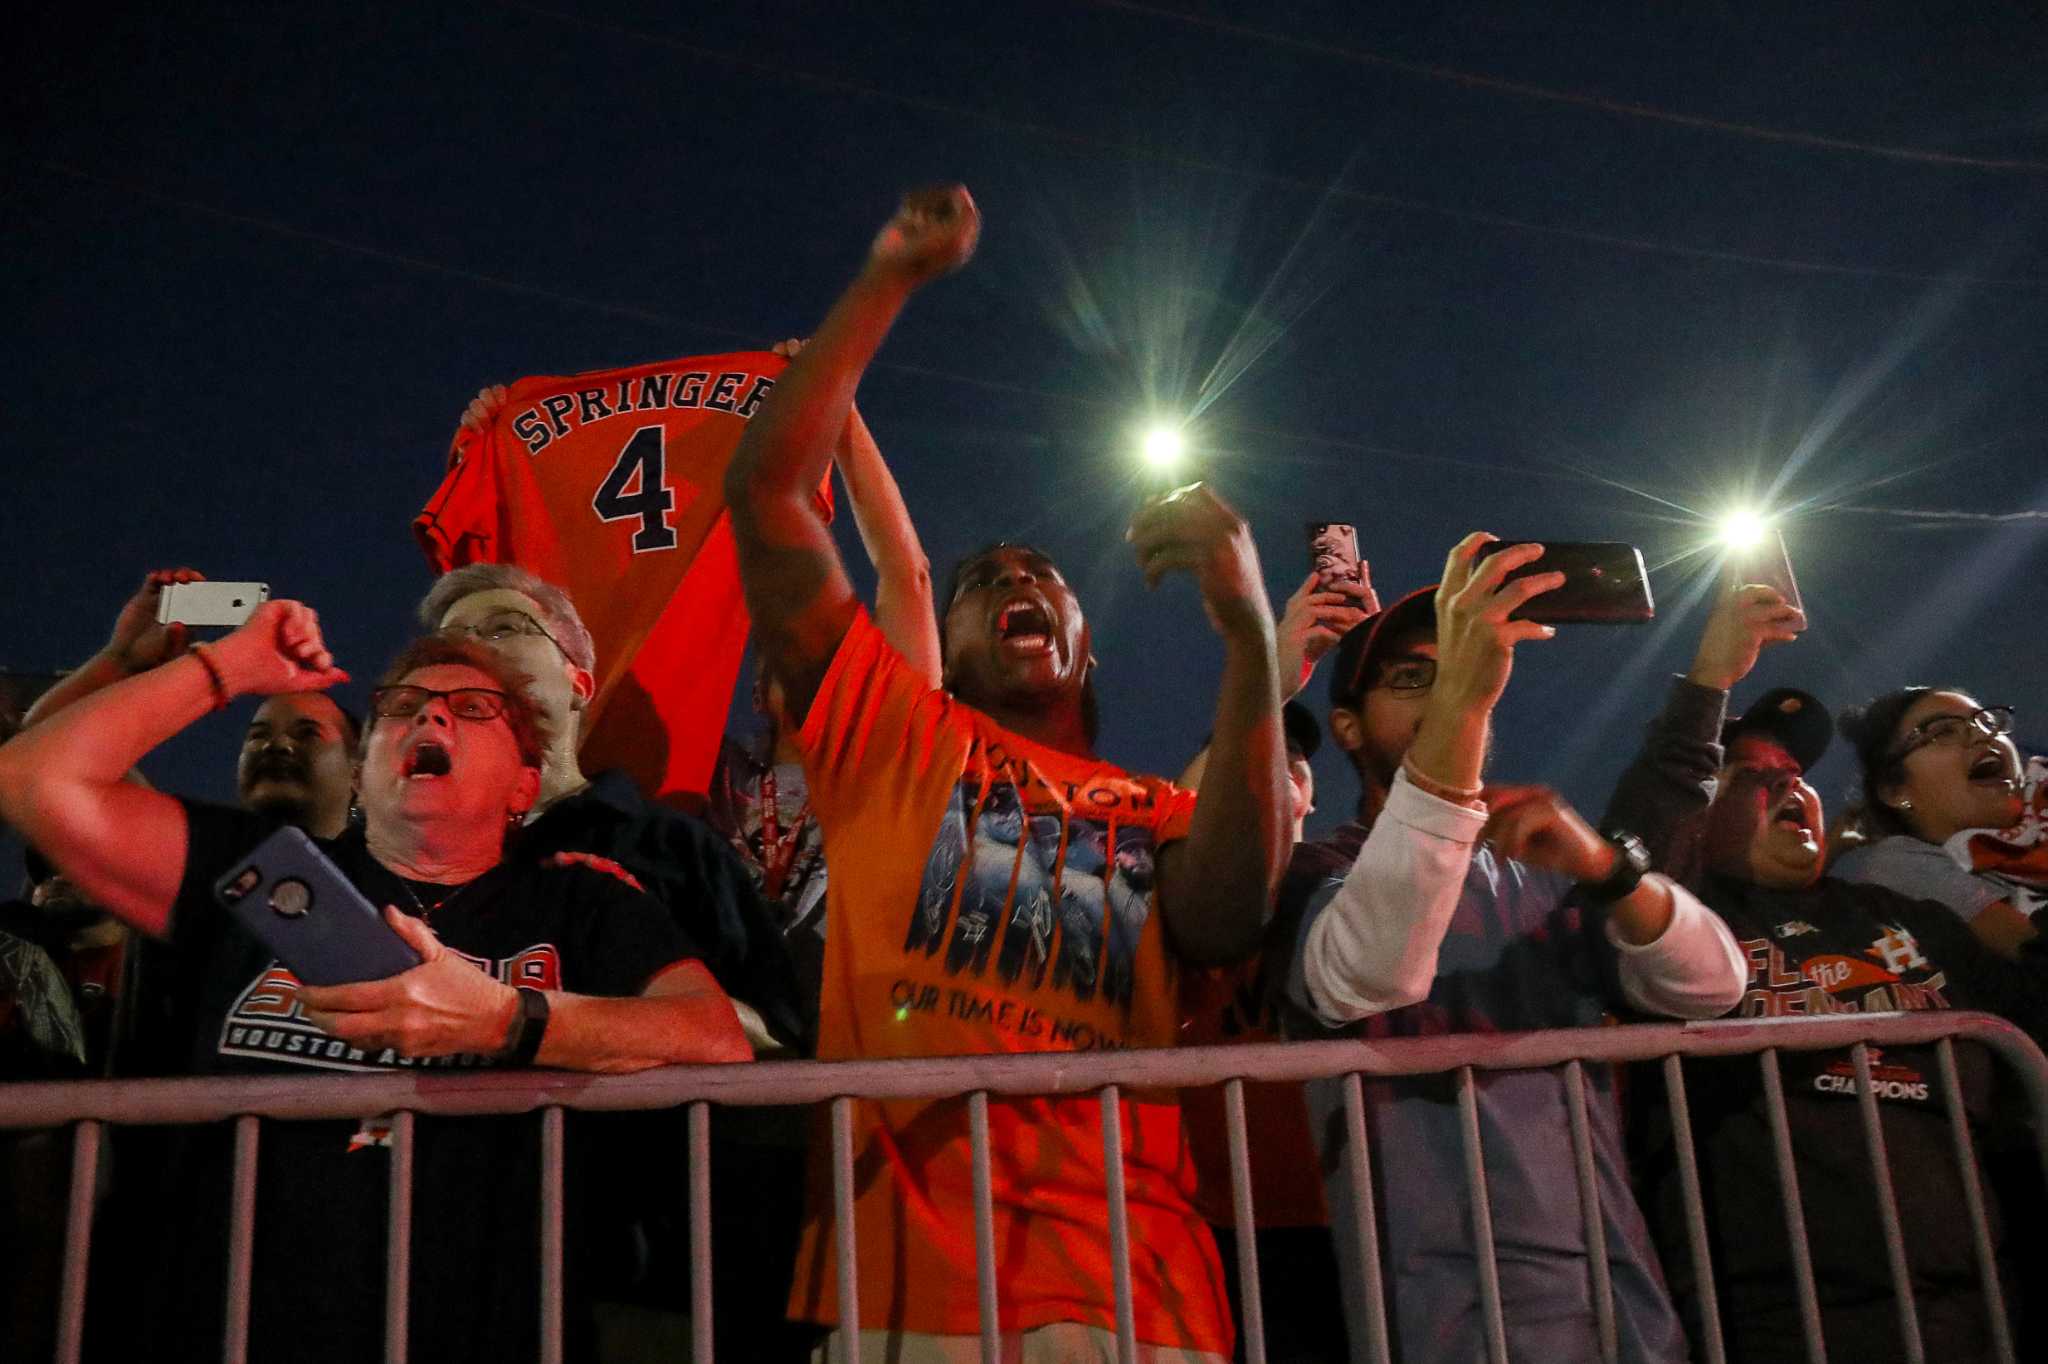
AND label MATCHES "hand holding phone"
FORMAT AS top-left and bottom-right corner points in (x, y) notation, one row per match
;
(1724, 529), (1803, 616)
(158, 580), (270, 628)
(1470, 541), (1654, 624)
(215, 827), (422, 985)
